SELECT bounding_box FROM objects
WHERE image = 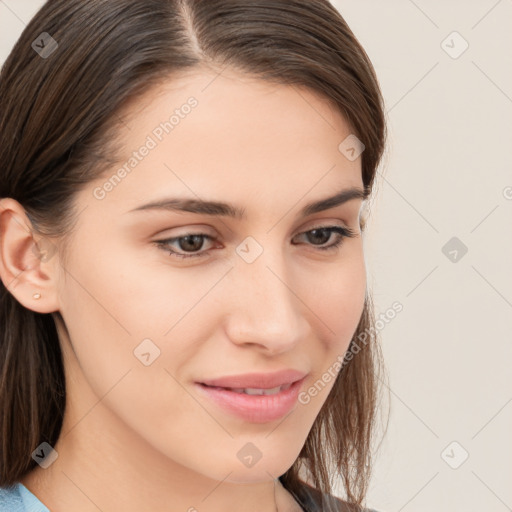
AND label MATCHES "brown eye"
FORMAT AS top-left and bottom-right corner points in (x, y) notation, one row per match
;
(155, 233), (216, 259)
(292, 225), (357, 250)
